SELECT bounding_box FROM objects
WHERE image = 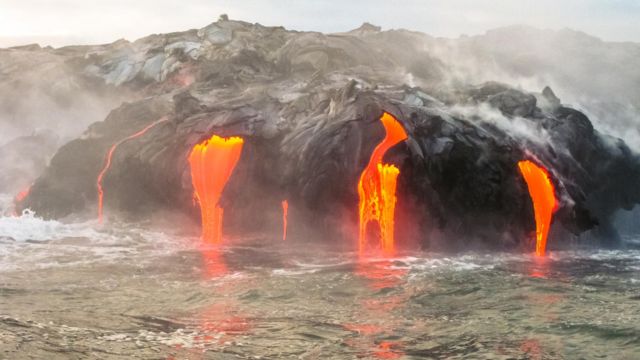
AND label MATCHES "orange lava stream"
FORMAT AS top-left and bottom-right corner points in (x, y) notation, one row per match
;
(188, 135), (244, 244)
(12, 185), (31, 216)
(14, 186), (30, 204)
(282, 200), (289, 241)
(97, 118), (167, 223)
(358, 112), (408, 255)
(518, 160), (558, 256)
